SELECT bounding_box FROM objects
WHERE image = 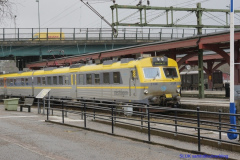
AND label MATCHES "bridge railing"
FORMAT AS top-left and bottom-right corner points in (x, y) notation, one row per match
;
(0, 28), (228, 41)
